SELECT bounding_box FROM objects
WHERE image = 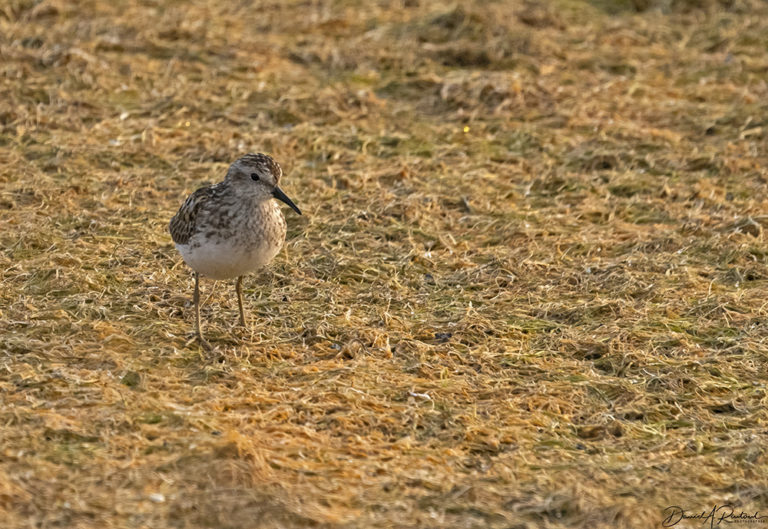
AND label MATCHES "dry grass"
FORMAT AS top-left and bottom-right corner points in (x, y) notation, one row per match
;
(2, 0), (768, 527)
